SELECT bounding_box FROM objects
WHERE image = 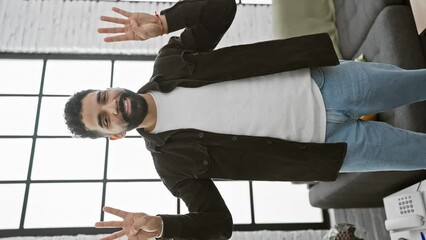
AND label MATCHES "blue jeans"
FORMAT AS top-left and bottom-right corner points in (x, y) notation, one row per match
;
(311, 61), (426, 172)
